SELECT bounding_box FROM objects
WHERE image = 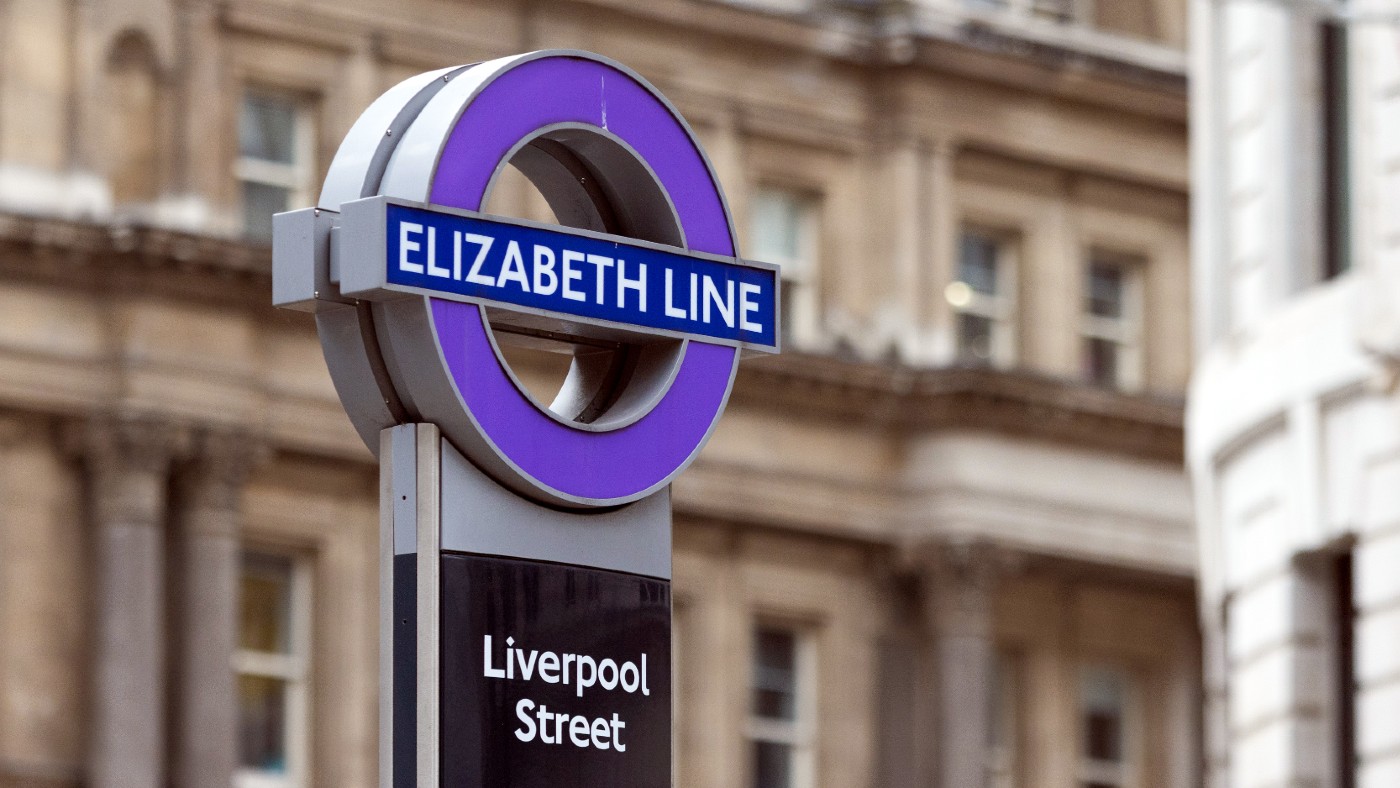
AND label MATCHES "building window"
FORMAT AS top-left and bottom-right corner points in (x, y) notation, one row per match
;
(236, 551), (311, 788)
(1078, 664), (1137, 788)
(988, 650), (1020, 788)
(1081, 254), (1143, 389)
(947, 228), (1017, 367)
(750, 188), (821, 348)
(1331, 550), (1357, 788)
(1320, 16), (1350, 280)
(748, 625), (814, 788)
(237, 91), (314, 242)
